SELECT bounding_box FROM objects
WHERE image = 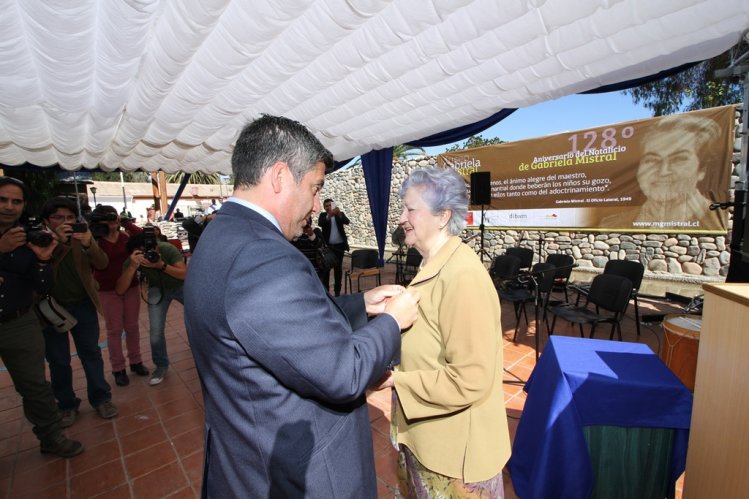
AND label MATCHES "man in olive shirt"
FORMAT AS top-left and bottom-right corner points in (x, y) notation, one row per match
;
(0, 178), (83, 457)
(116, 230), (186, 386)
(41, 197), (118, 427)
